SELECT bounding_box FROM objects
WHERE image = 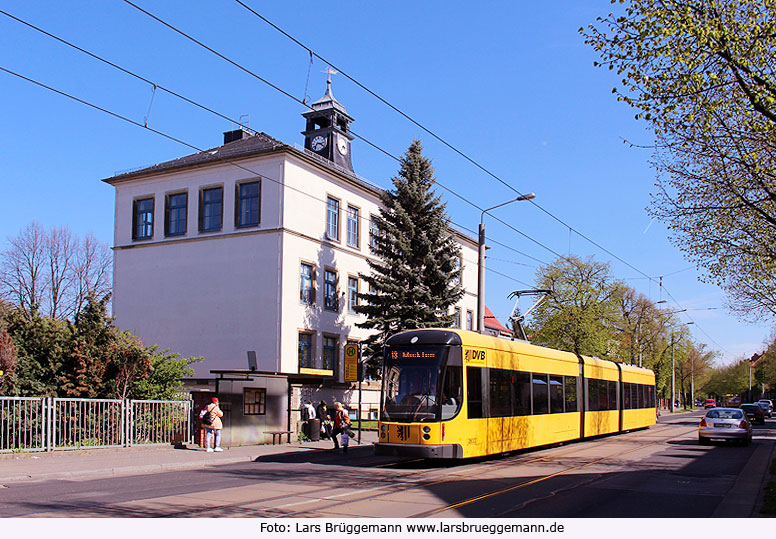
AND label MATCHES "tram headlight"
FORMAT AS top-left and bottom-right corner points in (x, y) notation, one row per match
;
(422, 426), (431, 433)
(422, 434), (431, 440)
(380, 424), (387, 433)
